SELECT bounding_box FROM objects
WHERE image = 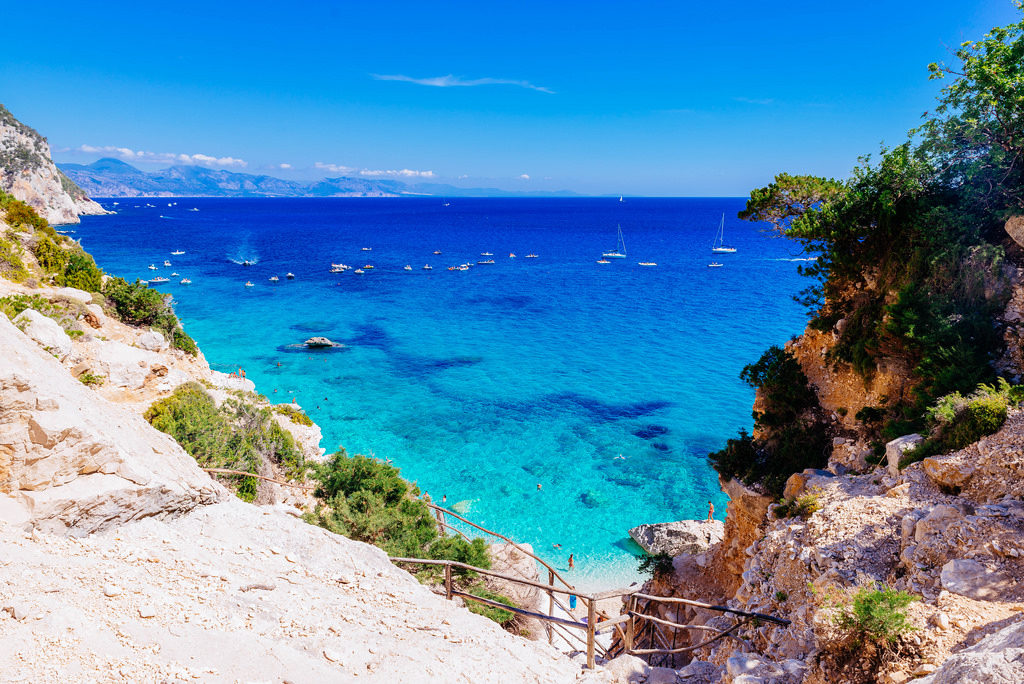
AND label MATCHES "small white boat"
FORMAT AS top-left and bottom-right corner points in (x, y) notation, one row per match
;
(148, 264), (157, 270)
(269, 275), (280, 282)
(180, 278), (192, 284)
(509, 253), (516, 258)
(148, 276), (169, 284)
(433, 250), (443, 255)
(602, 225), (628, 259)
(171, 250), (185, 255)
(354, 269), (365, 274)
(708, 262), (724, 268)
(597, 259), (611, 264)
(525, 254), (539, 258)
(361, 247), (372, 251)
(330, 263), (348, 273)
(244, 281), (254, 287)
(638, 262), (657, 267)
(167, 203), (173, 207)
(711, 214), (737, 253)
(170, 272), (179, 276)
(286, 272), (295, 279)
(163, 260), (171, 267)
(619, 196), (624, 203)
(188, 208), (199, 212)
(442, 201), (451, 207)
(477, 259), (495, 265)
(481, 252), (493, 256)
(422, 264), (433, 270)
(363, 264), (375, 270)
(403, 265), (413, 271)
